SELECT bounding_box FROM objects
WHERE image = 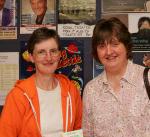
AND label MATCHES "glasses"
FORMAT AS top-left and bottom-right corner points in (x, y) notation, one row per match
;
(34, 48), (60, 58)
